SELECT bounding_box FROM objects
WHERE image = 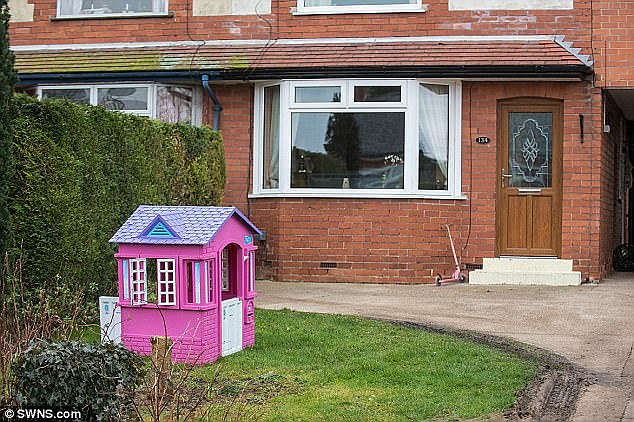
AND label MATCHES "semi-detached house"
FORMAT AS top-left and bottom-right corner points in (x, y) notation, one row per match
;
(8, 0), (634, 284)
